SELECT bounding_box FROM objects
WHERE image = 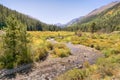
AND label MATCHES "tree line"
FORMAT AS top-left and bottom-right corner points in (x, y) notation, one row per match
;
(64, 3), (120, 33)
(0, 4), (61, 31)
(0, 3), (120, 33)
